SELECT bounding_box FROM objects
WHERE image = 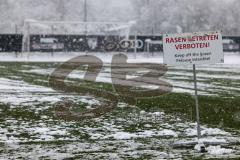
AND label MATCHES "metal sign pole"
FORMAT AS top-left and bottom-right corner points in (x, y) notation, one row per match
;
(193, 64), (201, 140)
